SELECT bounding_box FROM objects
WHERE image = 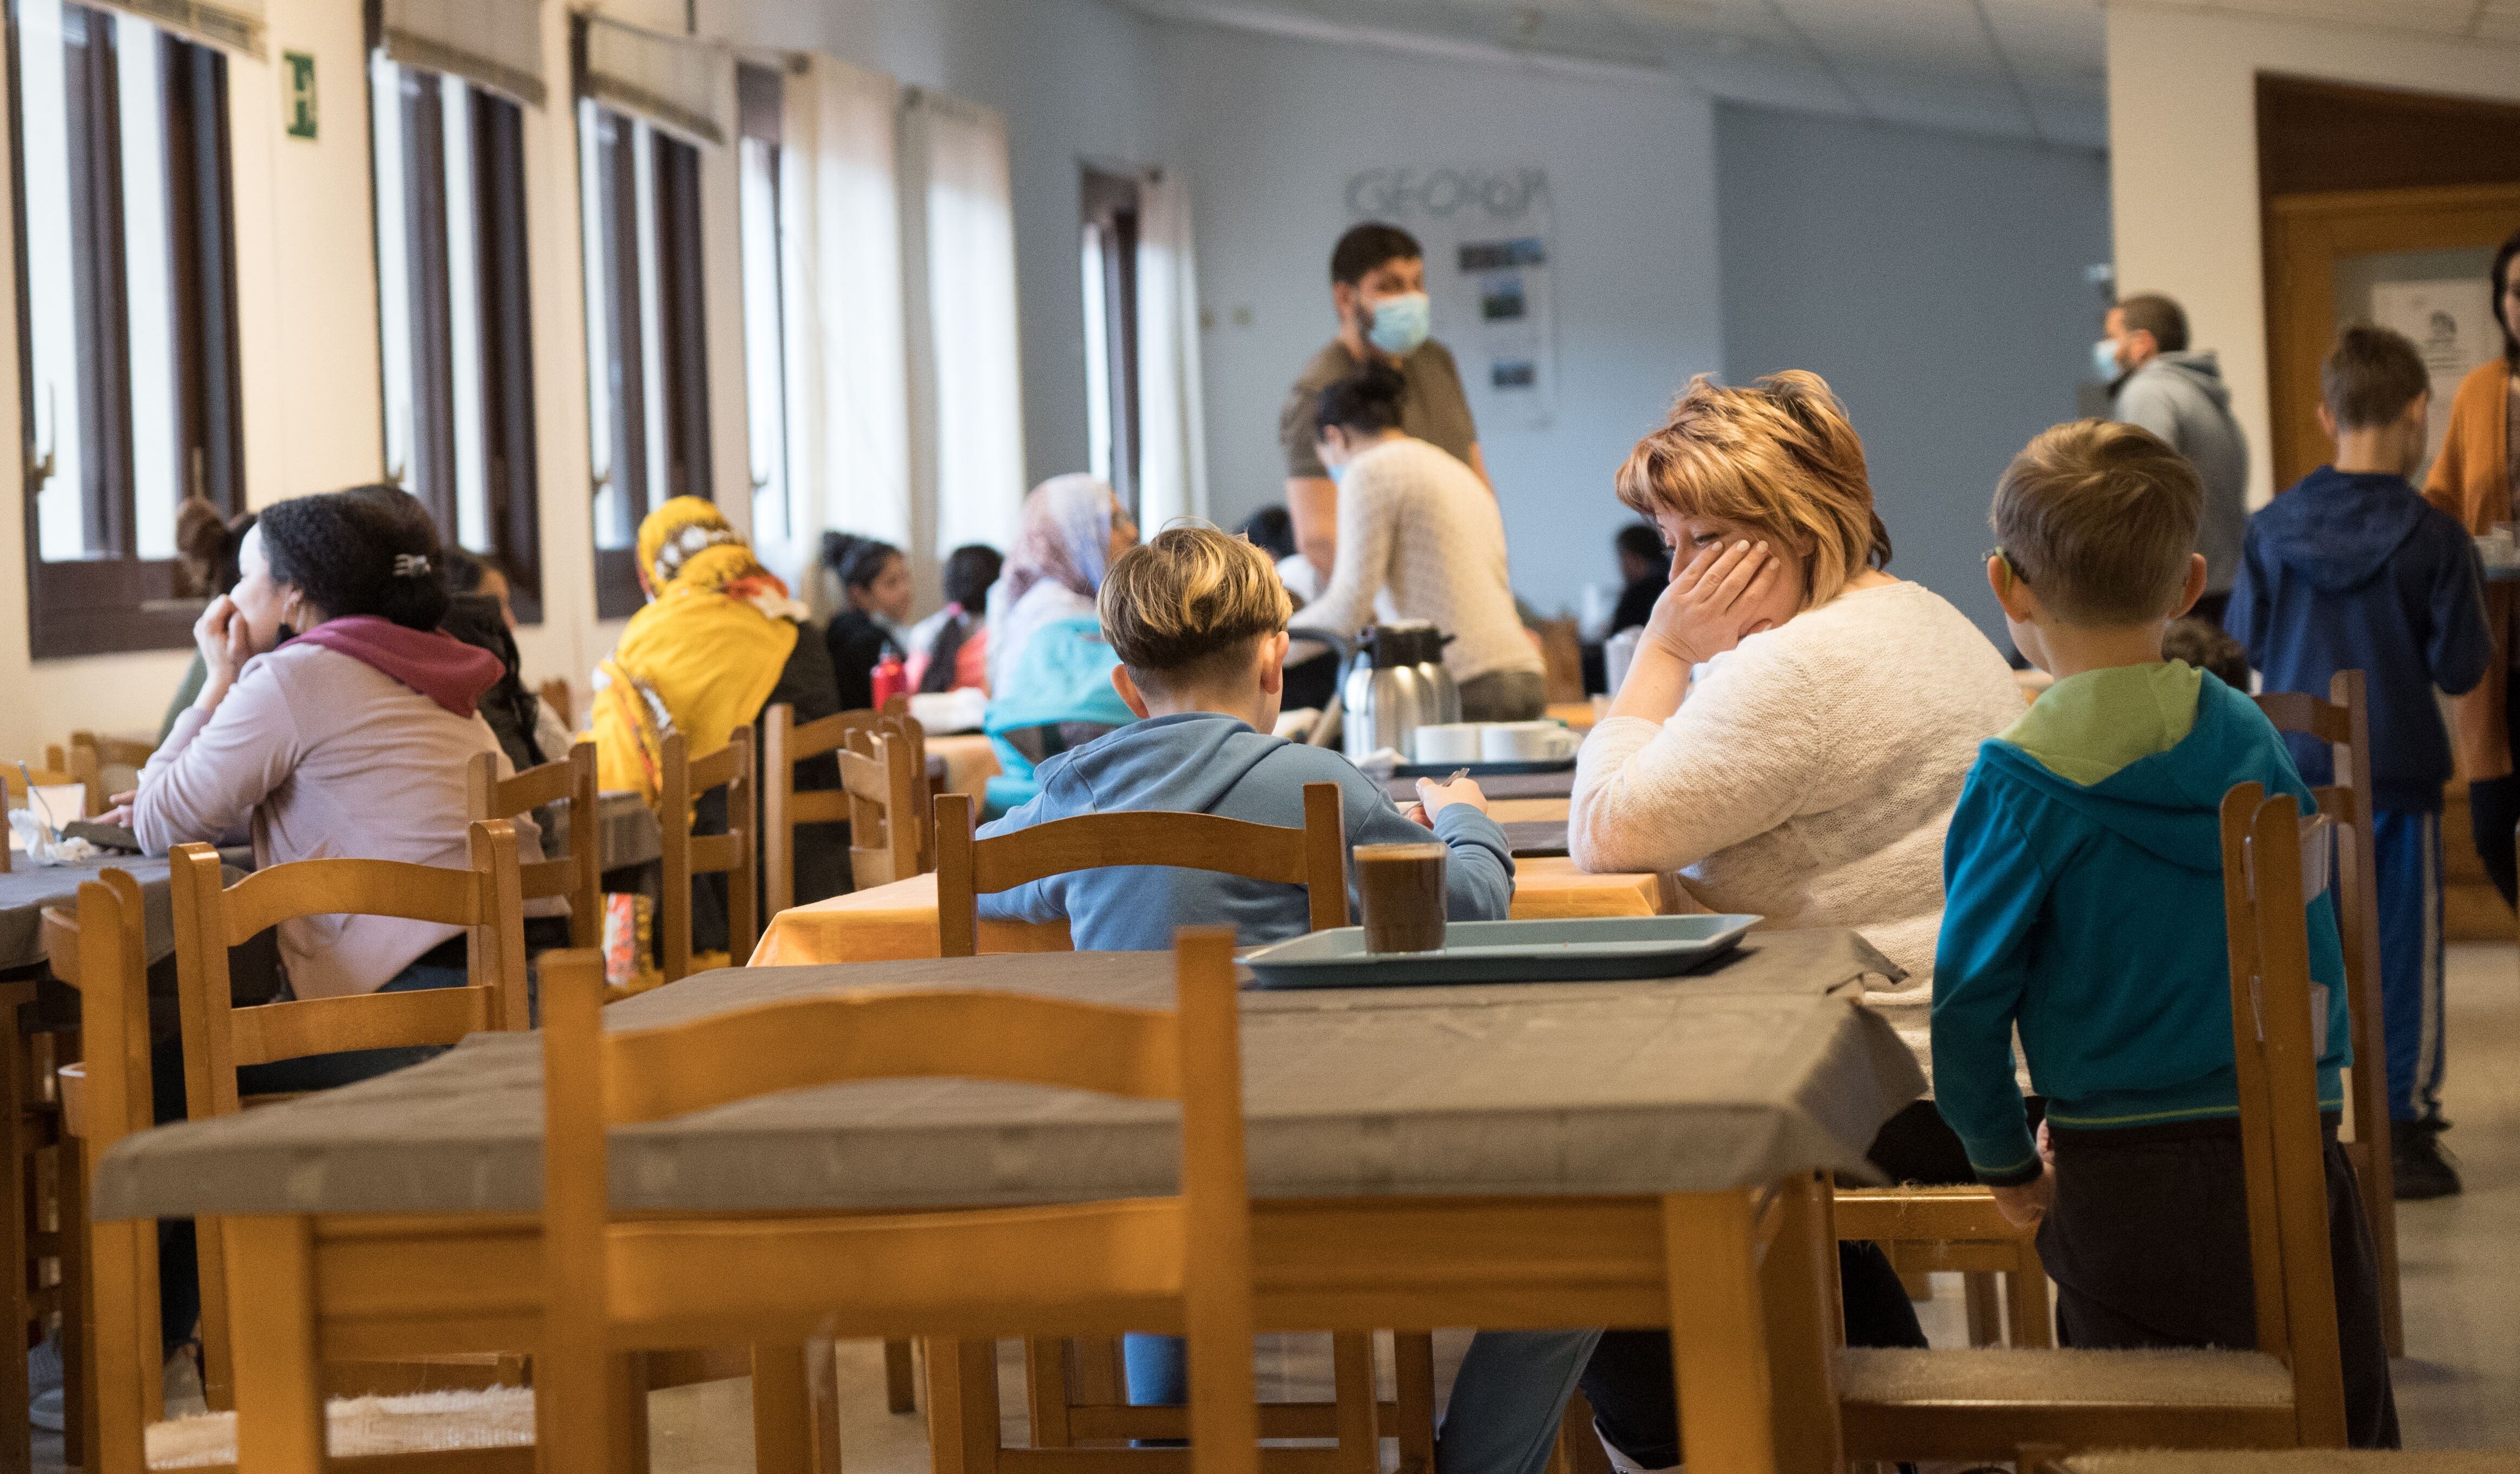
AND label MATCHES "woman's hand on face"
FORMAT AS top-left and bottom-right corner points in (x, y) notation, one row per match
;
(1642, 539), (1779, 667)
(193, 595), (257, 707)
